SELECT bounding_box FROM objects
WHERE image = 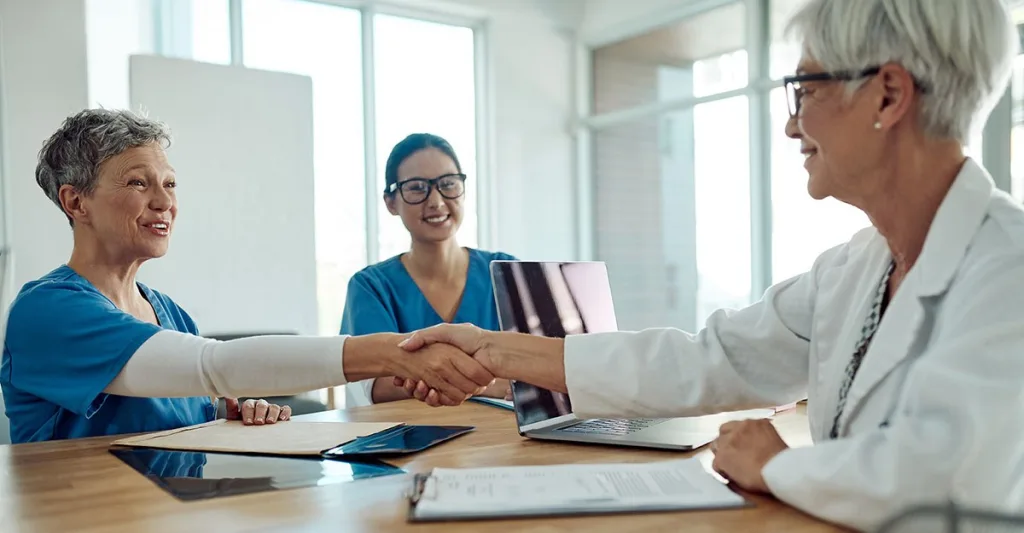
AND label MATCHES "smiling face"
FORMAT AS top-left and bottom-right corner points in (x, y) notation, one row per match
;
(784, 58), (892, 204)
(385, 147), (464, 244)
(62, 142), (178, 262)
